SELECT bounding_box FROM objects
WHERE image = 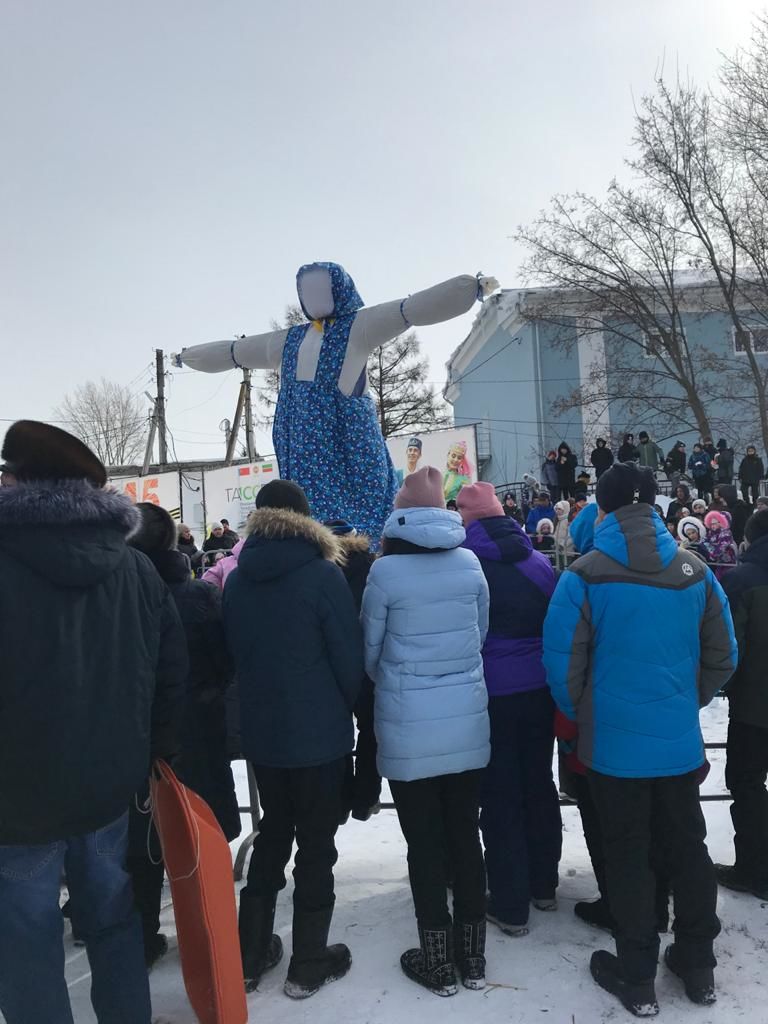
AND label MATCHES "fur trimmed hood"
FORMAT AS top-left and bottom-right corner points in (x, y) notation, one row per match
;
(334, 532), (373, 564)
(0, 480), (140, 588)
(0, 479), (139, 533)
(239, 508), (343, 583)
